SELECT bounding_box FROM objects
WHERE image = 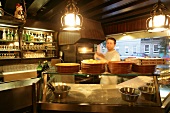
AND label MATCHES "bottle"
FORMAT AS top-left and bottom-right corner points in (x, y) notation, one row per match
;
(22, 30), (26, 41)
(34, 33), (37, 42)
(37, 61), (43, 78)
(10, 30), (14, 41)
(2, 29), (6, 40)
(50, 33), (53, 42)
(30, 33), (34, 41)
(14, 30), (19, 41)
(46, 33), (50, 42)
(26, 31), (31, 41)
(39, 32), (43, 42)
(42, 60), (49, 71)
(44, 33), (47, 42)
(7, 29), (10, 40)
(0, 1), (4, 16)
